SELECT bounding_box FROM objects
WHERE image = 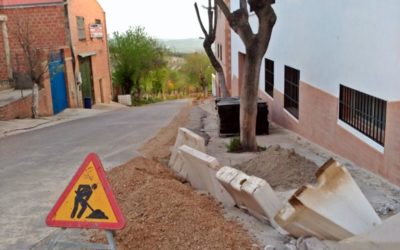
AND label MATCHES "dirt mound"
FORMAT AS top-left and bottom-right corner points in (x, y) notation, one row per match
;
(234, 145), (320, 191)
(139, 104), (191, 161)
(100, 157), (255, 250)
